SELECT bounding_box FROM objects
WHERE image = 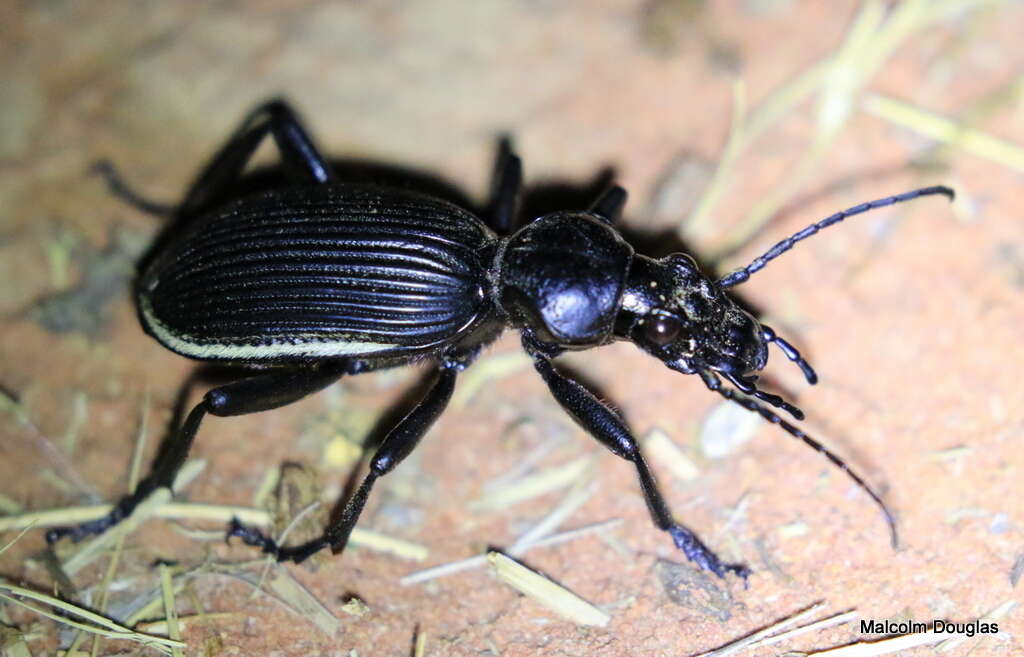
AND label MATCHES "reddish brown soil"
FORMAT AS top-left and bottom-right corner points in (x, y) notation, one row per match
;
(2, 2), (1023, 655)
